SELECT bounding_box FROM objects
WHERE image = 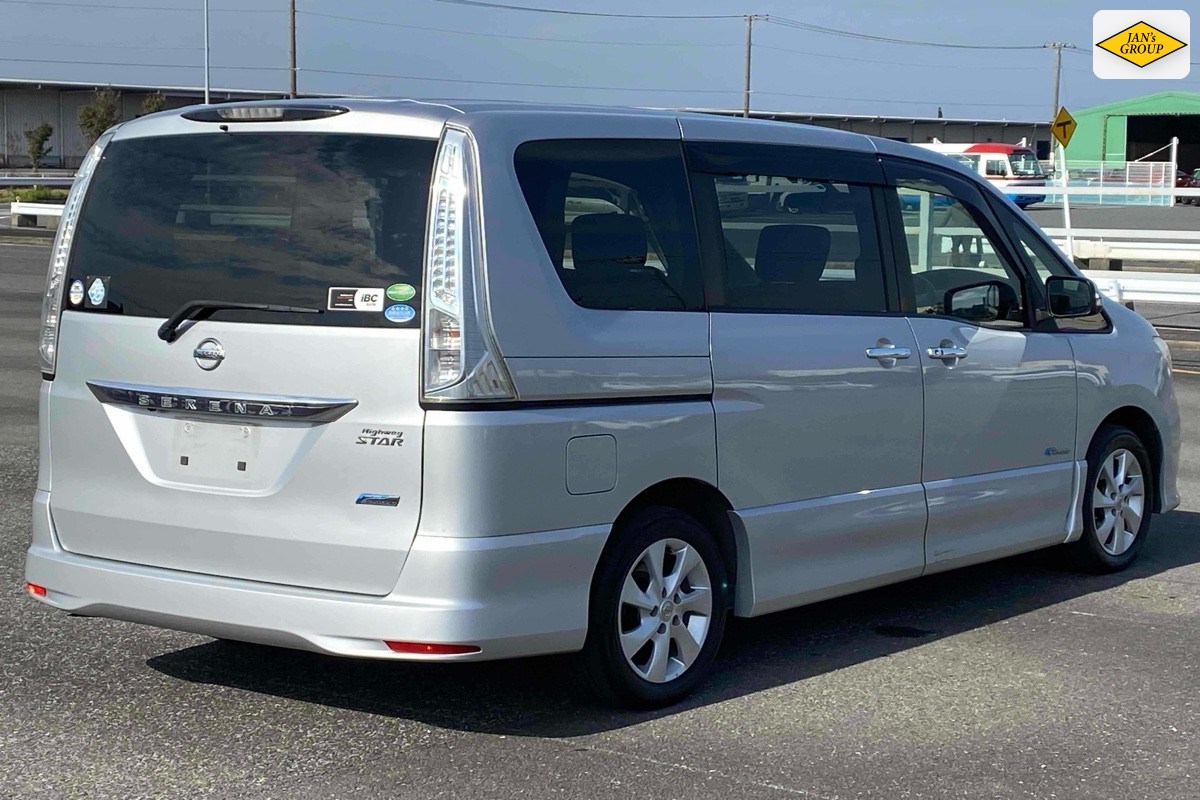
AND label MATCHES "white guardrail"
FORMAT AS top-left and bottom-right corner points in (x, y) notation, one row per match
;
(9, 201), (64, 228)
(1082, 270), (1200, 306)
(0, 176), (75, 188)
